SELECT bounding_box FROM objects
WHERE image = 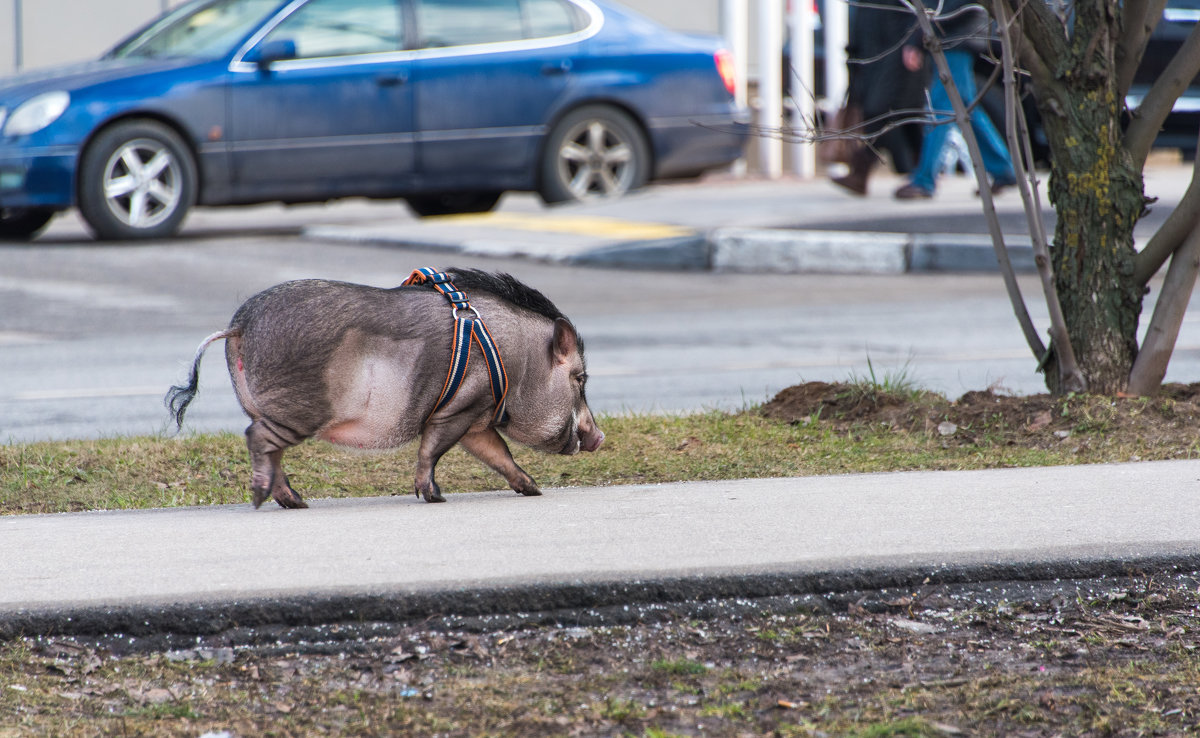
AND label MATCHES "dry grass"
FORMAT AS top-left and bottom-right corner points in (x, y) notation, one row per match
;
(7, 393), (1196, 516)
